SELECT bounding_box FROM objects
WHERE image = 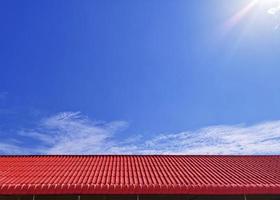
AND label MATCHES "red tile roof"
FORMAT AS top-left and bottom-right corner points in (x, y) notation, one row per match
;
(0, 155), (280, 195)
